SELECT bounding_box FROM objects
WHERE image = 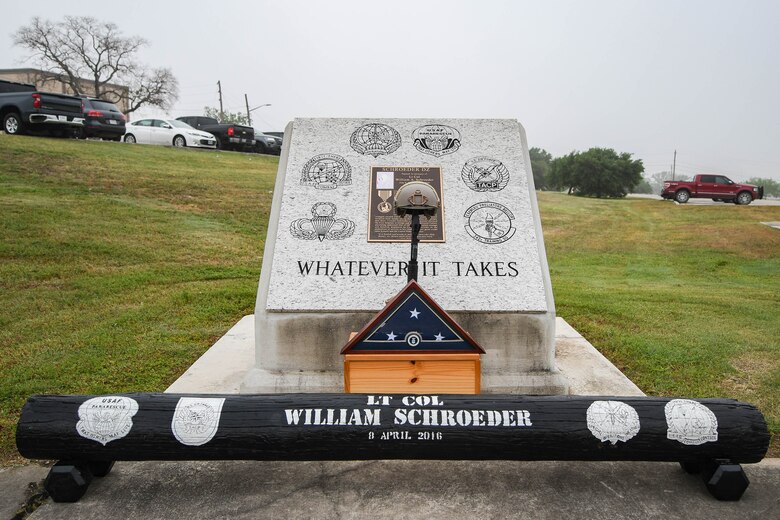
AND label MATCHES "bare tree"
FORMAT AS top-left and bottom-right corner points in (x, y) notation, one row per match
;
(127, 68), (179, 114)
(13, 16), (178, 114)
